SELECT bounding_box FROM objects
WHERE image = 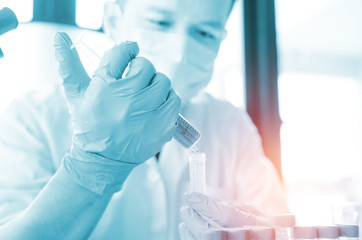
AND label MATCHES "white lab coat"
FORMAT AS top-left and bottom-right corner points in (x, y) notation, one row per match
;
(0, 85), (288, 240)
